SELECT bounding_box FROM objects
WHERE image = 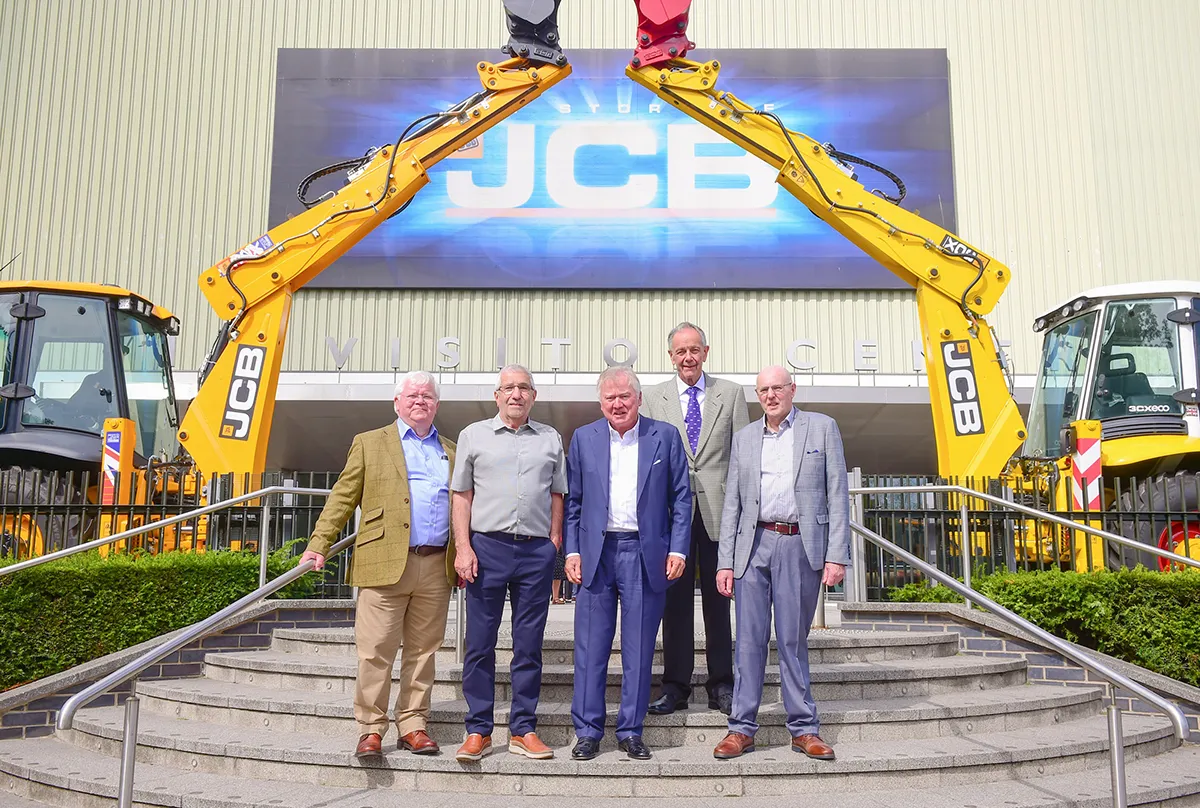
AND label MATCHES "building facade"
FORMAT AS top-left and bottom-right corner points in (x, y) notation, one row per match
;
(4, 0), (1199, 472)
